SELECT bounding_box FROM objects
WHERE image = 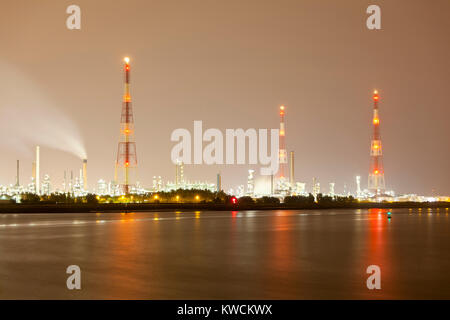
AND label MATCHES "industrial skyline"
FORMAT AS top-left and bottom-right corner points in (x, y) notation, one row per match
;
(0, 1), (449, 196)
(0, 84), (445, 203)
